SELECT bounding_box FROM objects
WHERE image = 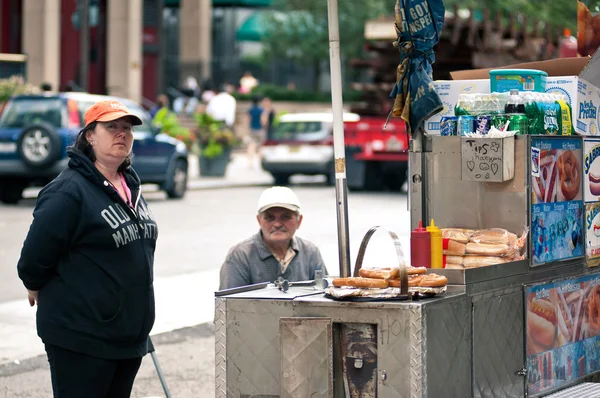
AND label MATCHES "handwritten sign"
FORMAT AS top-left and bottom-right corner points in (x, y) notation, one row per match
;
(461, 137), (515, 182)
